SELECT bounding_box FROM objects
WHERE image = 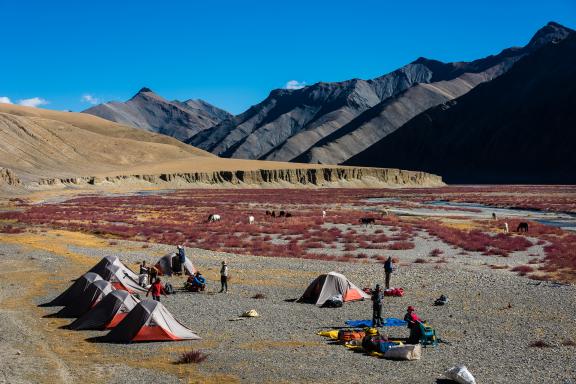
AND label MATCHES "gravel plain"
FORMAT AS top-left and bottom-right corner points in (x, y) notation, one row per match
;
(1, 229), (575, 384)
